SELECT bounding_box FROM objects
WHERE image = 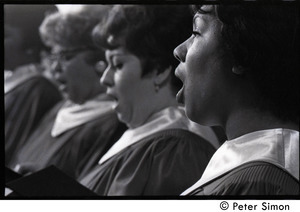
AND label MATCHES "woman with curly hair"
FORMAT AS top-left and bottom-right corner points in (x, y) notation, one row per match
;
(174, 4), (299, 195)
(9, 5), (127, 179)
(79, 5), (220, 196)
